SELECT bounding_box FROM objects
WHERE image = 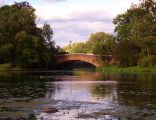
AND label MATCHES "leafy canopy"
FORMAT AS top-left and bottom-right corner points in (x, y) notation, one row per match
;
(0, 2), (57, 68)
